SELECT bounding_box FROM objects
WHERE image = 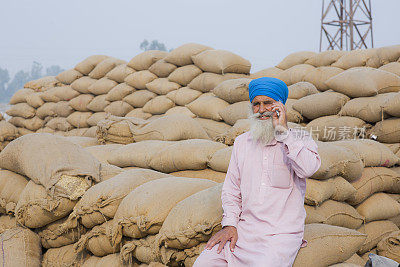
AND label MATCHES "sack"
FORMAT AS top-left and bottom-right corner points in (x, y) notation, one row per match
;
(250, 67), (283, 79)
(105, 64), (135, 83)
(326, 176), (357, 202)
(84, 144), (122, 164)
(98, 163), (123, 182)
(0, 215), (17, 234)
(24, 76), (61, 91)
(288, 82), (319, 99)
(285, 99), (304, 123)
(357, 220), (399, 254)
(194, 118), (231, 140)
(213, 78), (251, 104)
(63, 136), (98, 148)
(127, 50), (168, 71)
(105, 83), (135, 102)
(383, 92), (400, 117)
(164, 43), (213, 66)
(218, 101), (249, 126)
(53, 101), (74, 117)
(189, 72), (246, 93)
(168, 65), (202, 86)
(86, 95), (110, 112)
(75, 55), (109, 75)
(303, 66), (344, 91)
(104, 101), (133, 117)
(207, 147), (232, 173)
(56, 69), (83, 84)
(379, 62), (400, 76)
(0, 121), (19, 142)
(125, 108), (152, 120)
(368, 118), (400, 143)
(146, 78), (180, 95)
(305, 50), (346, 67)
(47, 86), (80, 101)
(6, 103), (35, 118)
(149, 59), (177, 78)
(36, 102), (56, 119)
(88, 77), (118, 95)
(215, 119), (251, 145)
(142, 95), (175, 115)
(69, 94), (94, 112)
(0, 170), (29, 214)
(166, 87), (201, 106)
(187, 95), (229, 121)
(276, 51), (317, 69)
(9, 88), (34, 104)
(26, 92), (44, 108)
(123, 90), (156, 108)
(0, 227), (41, 267)
(278, 64), (316, 86)
(165, 106), (196, 118)
(71, 76), (97, 94)
(42, 244), (89, 267)
(170, 169), (227, 183)
(192, 50), (251, 74)
(89, 57), (126, 79)
(67, 111), (92, 128)
(46, 117), (73, 131)
(377, 230), (400, 263)
(305, 178), (335, 206)
(331, 49), (380, 69)
(87, 112), (107, 127)
(125, 70), (157, 90)
(356, 193), (400, 222)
